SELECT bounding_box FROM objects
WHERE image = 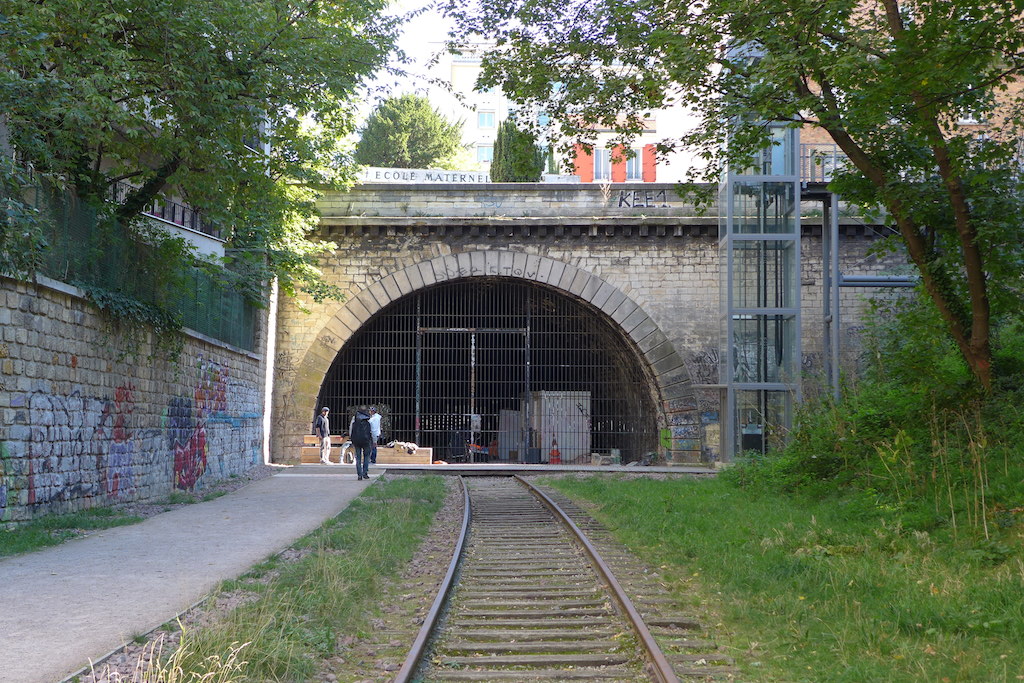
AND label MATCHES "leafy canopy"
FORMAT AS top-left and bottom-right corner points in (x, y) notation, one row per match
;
(0, 0), (401, 301)
(490, 118), (545, 182)
(354, 94), (465, 169)
(445, 0), (1024, 389)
